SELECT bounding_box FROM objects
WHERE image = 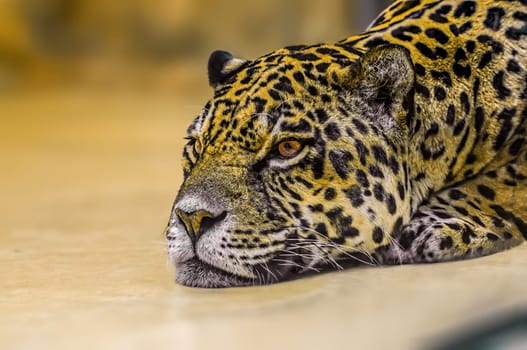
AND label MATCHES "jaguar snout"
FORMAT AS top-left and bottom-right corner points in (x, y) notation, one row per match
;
(175, 208), (227, 244)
